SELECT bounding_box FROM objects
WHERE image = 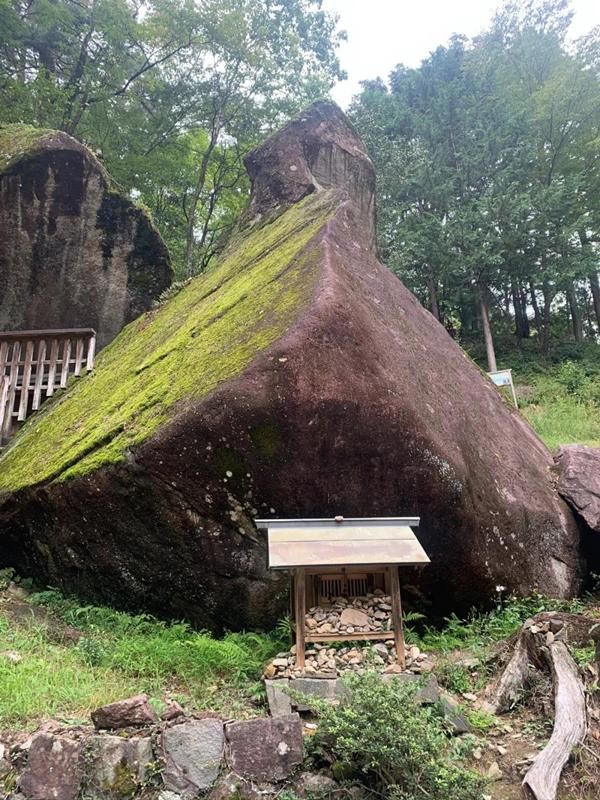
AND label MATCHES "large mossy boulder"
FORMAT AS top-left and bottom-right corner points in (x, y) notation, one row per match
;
(0, 103), (584, 630)
(0, 124), (172, 348)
